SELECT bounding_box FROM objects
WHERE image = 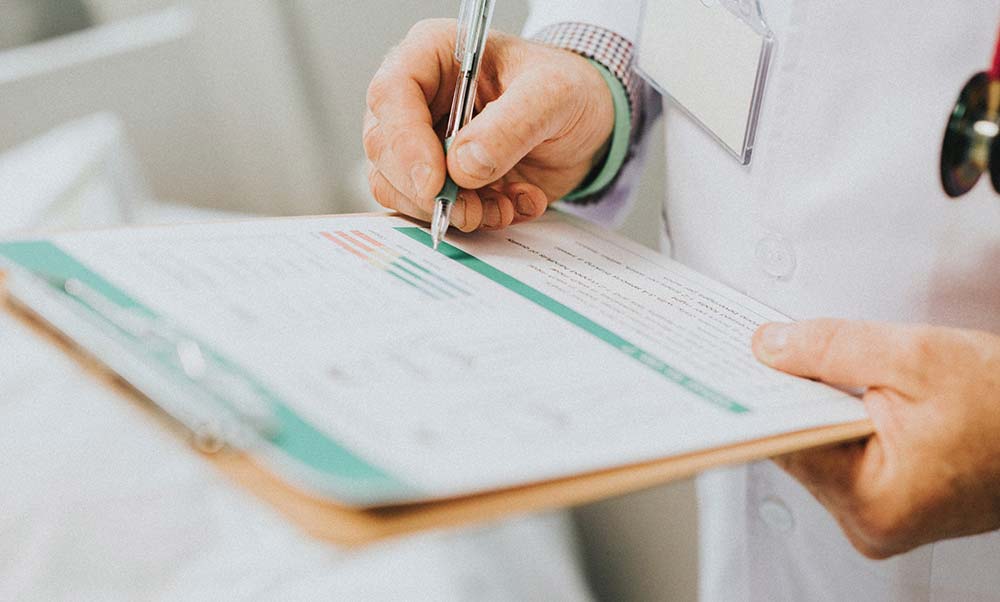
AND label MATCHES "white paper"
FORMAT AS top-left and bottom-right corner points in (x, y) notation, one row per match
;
(44, 212), (866, 499)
